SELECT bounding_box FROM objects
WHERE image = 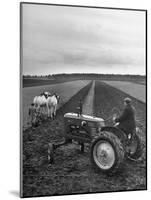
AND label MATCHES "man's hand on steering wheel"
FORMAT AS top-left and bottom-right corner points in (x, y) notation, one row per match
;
(112, 113), (120, 127)
(112, 113), (117, 123)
